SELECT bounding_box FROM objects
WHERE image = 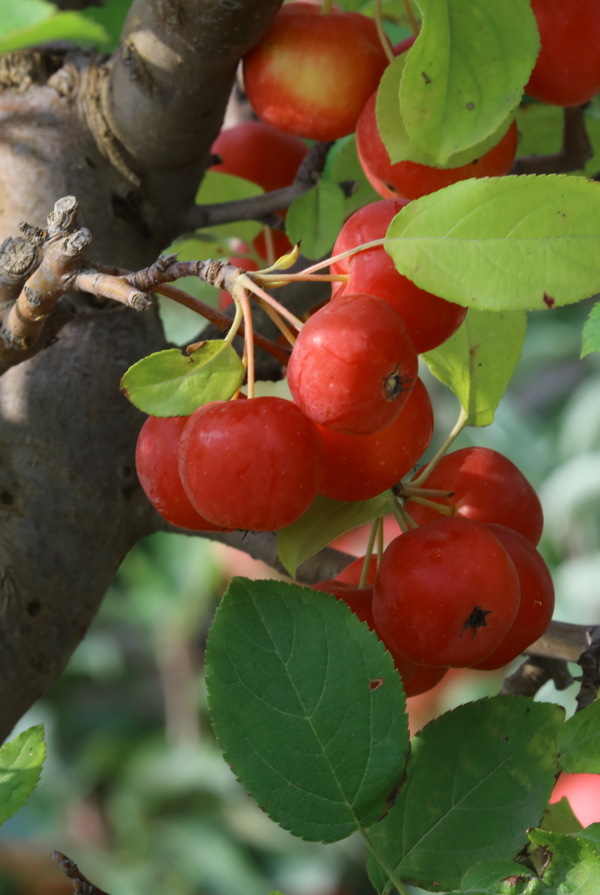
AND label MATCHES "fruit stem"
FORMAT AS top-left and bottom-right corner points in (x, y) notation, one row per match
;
(154, 282), (291, 365)
(404, 0), (419, 35)
(233, 285), (255, 398)
(239, 272), (305, 332)
(410, 406), (468, 488)
(406, 495), (455, 515)
(359, 518), (382, 588)
(374, 0), (394, 64)
(400, 486), (454, 499)
(300, 238), (388, 277)
(360, 829), (411, 895)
